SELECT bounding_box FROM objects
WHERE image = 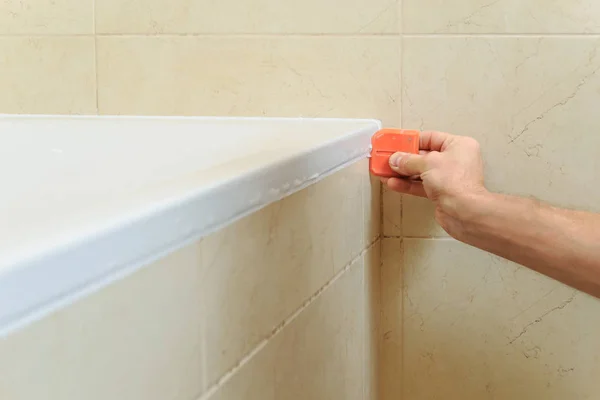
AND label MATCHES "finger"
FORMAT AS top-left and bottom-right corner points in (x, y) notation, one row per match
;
(386, 177), (427, 198)
(419, 131), (452, 152)
(389, 152), (428, 176)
